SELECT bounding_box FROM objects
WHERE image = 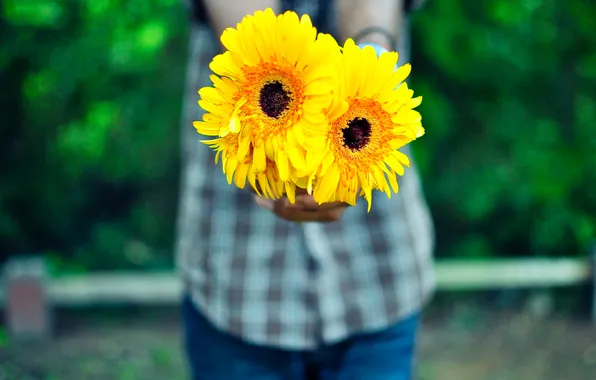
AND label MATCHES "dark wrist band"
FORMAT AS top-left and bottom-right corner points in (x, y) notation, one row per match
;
(352, 26), (396, 50)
